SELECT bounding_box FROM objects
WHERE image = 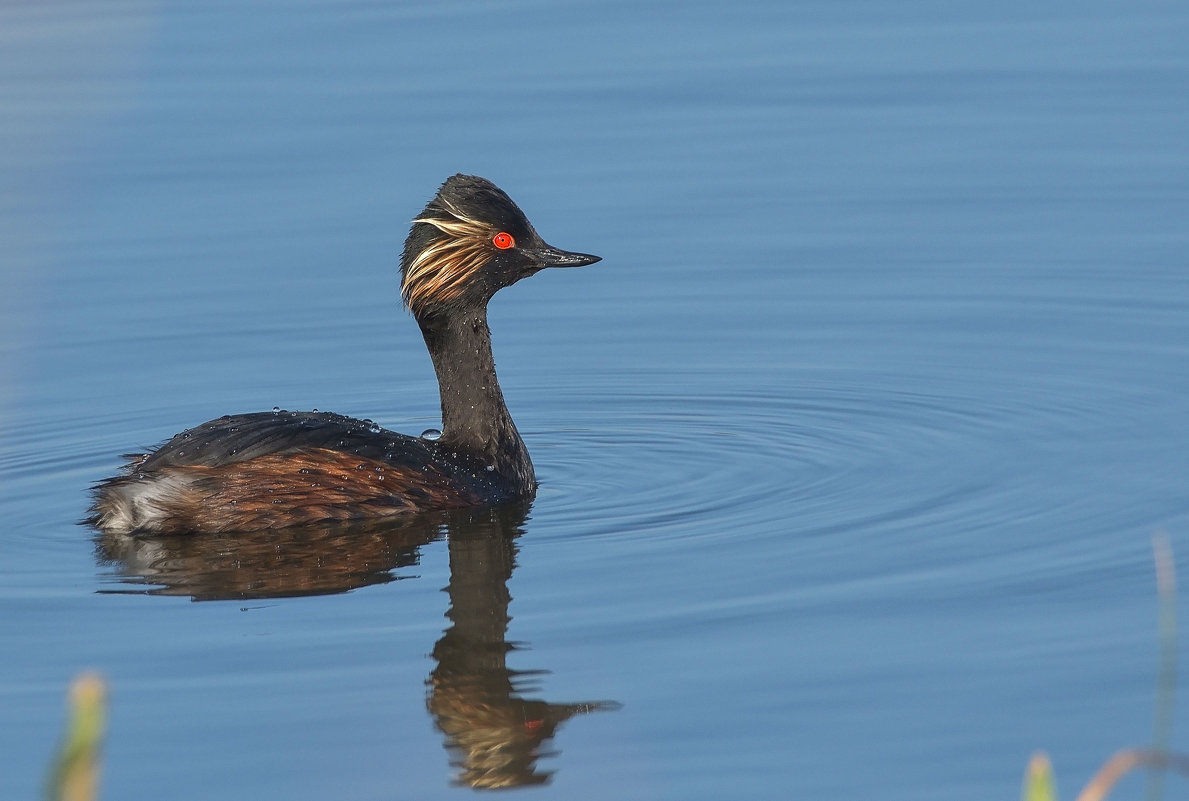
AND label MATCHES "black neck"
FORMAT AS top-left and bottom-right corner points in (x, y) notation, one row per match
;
(417, 307), (535, 493)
